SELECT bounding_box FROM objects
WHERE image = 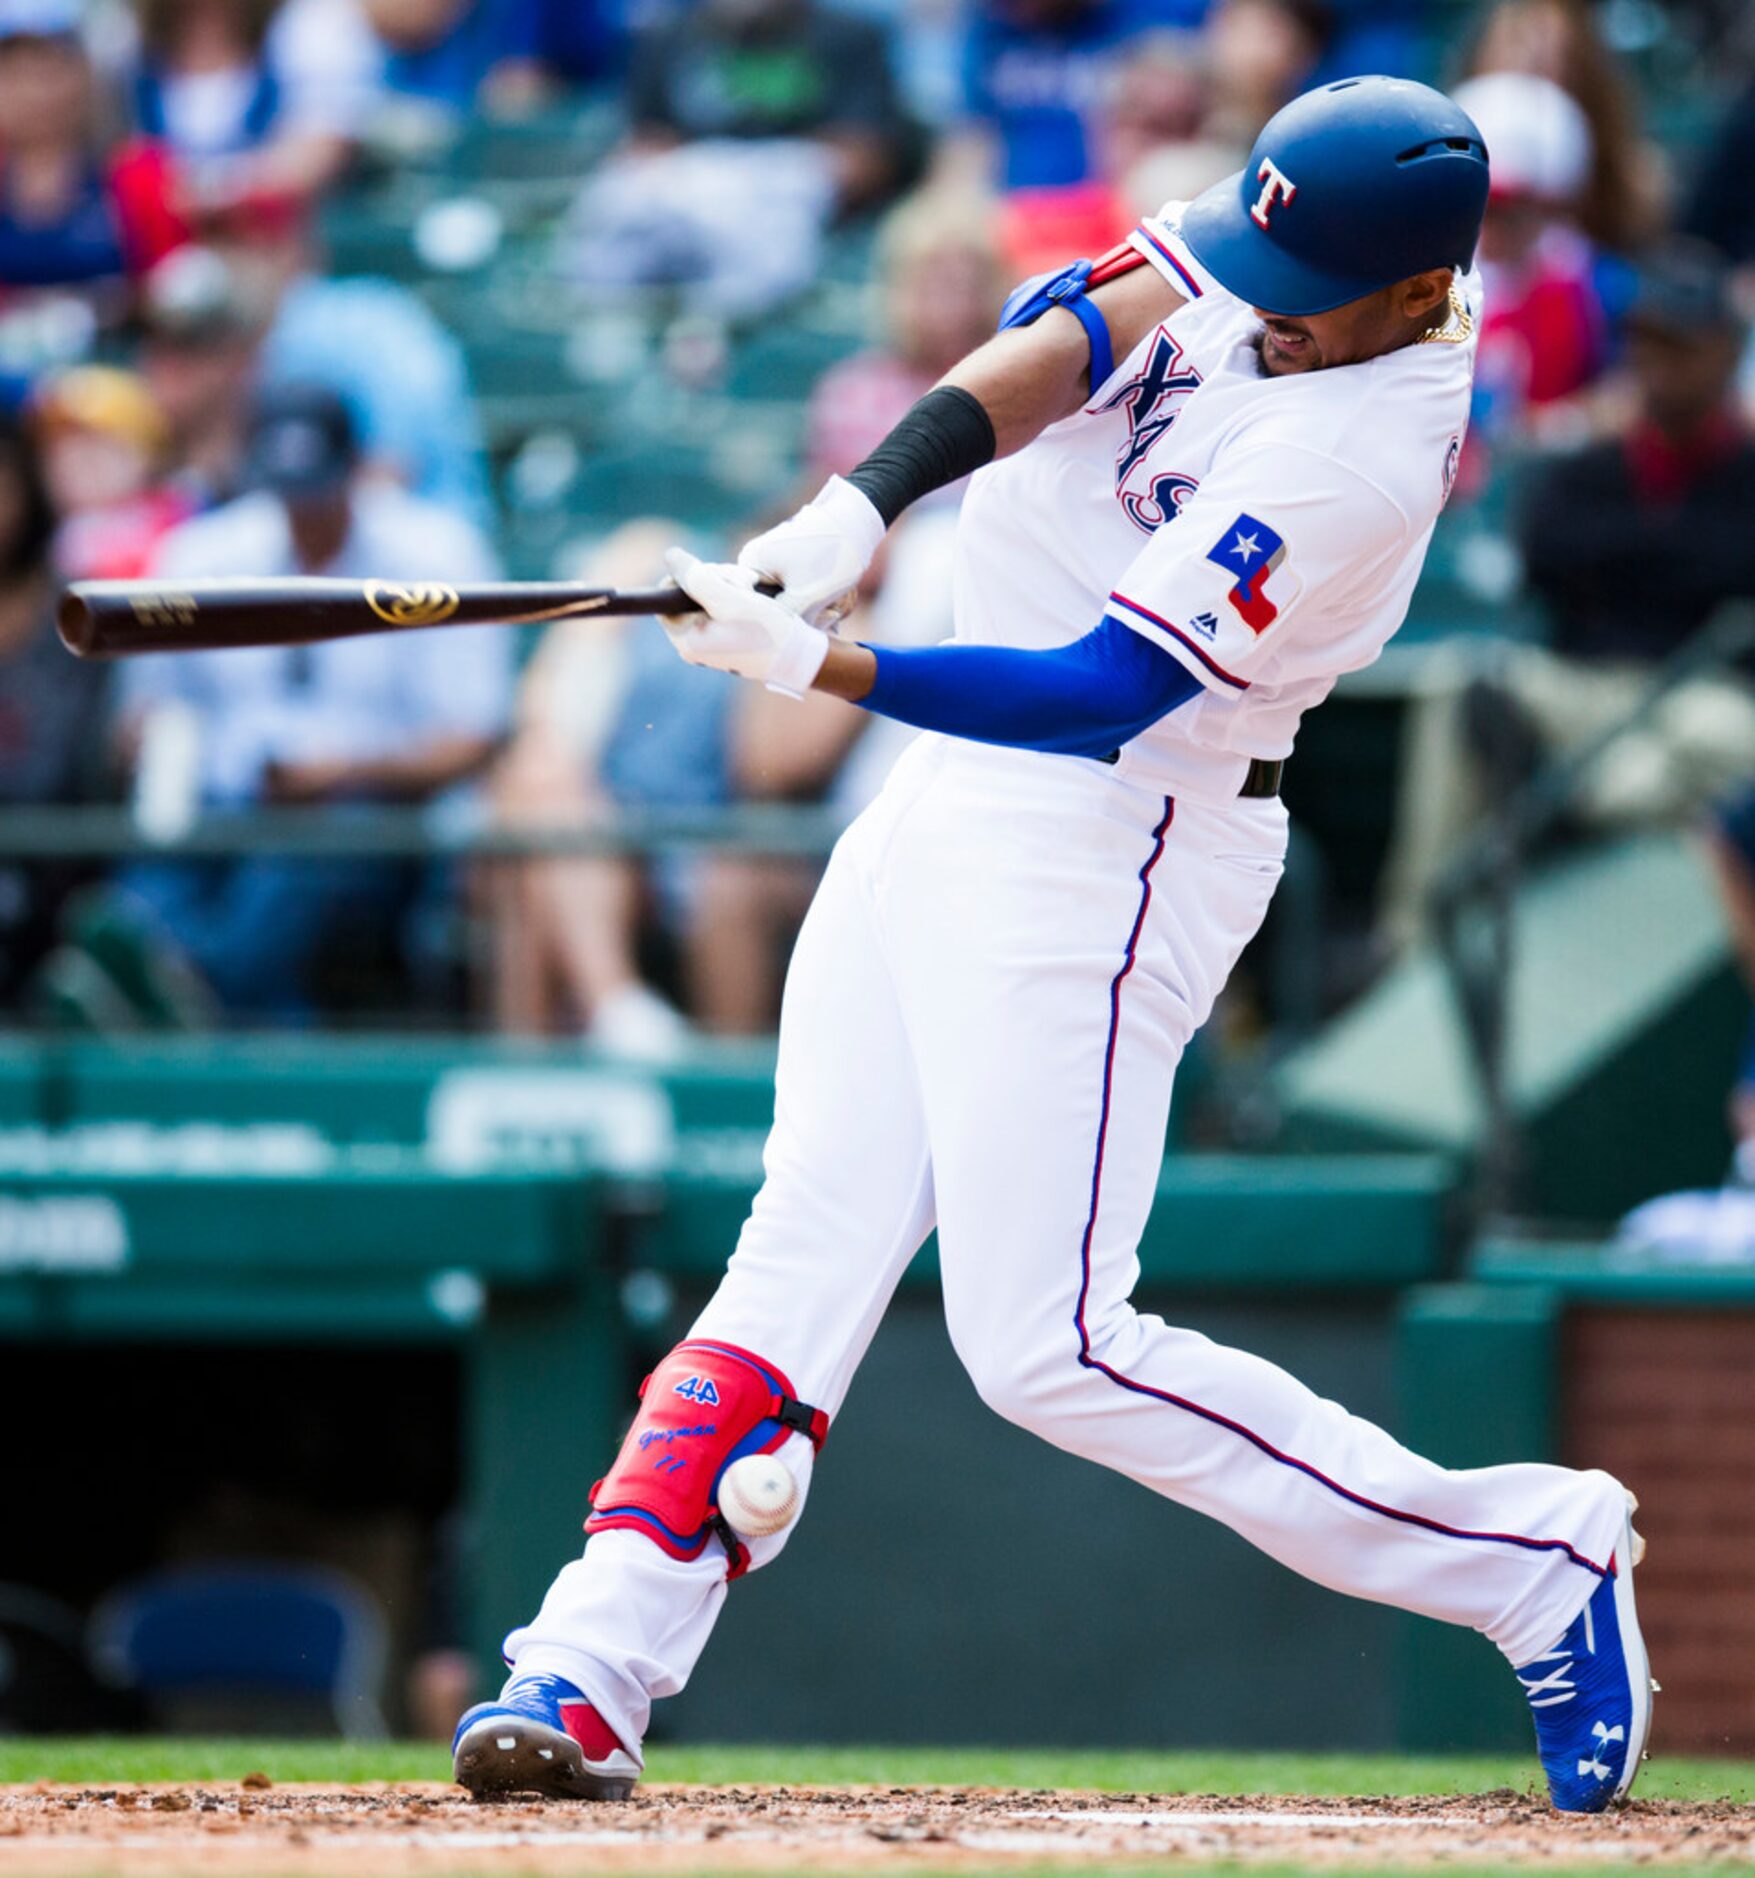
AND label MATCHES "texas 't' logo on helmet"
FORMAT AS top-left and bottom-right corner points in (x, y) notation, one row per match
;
(1250, 159), (1298, 229)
